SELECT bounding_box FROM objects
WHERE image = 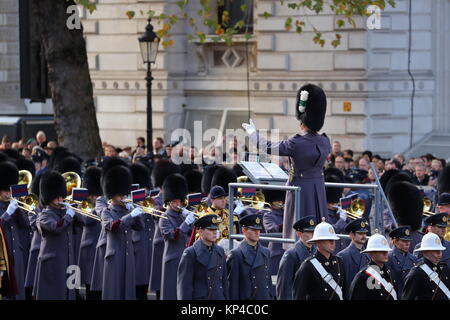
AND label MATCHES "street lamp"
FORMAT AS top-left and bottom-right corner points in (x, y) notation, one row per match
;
(138, 19), (159, 154)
